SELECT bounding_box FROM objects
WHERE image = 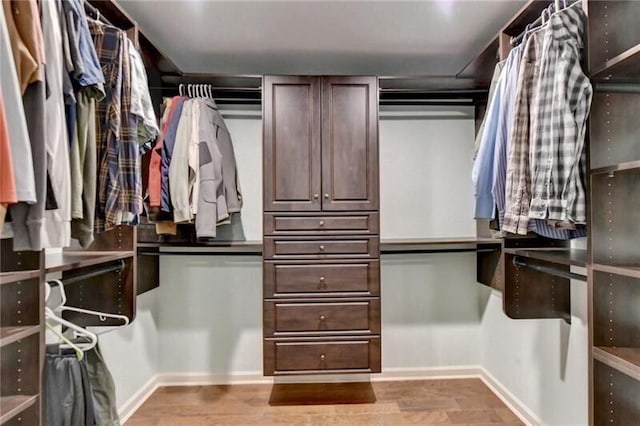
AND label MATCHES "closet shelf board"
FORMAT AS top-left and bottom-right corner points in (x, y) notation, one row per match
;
(45, 251), (134, 273)
(0, 326), (40, 348)
(380, 237), (501, 252)
(590, 43), (640, 81)
(0, 394), (38, 425)
(592, 263), (640, 279)
(0, 270), (40, 286)
(503, 248), (587, 267)
(593, 346), (640, 382)
(591, 160), (640, 176)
